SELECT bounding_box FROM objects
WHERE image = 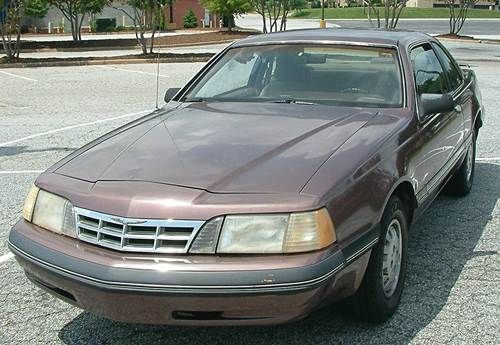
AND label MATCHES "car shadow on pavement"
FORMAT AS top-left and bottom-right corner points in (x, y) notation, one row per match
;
(57, 162), (499, 345)
(0, 145), (77, 157)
